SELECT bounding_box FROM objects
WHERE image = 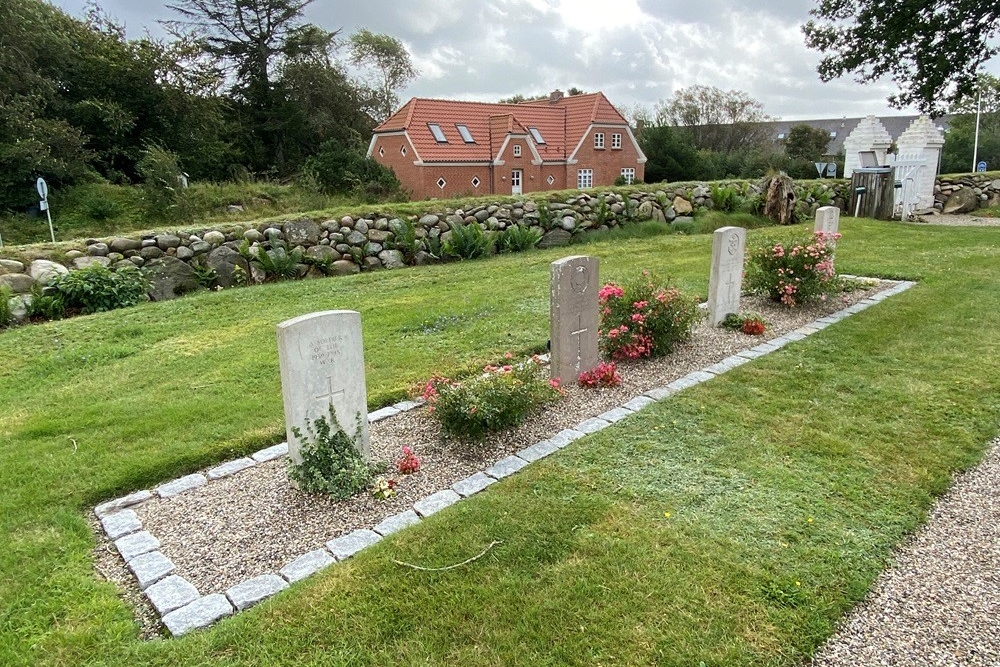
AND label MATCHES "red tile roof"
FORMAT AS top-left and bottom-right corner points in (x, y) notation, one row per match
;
(373, 92), (629, 163)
